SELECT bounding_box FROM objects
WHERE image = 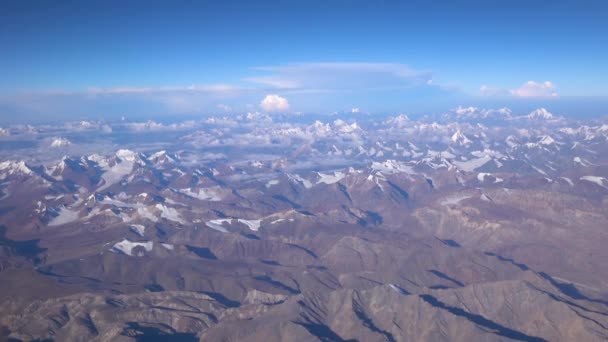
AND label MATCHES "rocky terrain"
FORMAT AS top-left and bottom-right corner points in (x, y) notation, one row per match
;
(0, 107), (607, 341)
